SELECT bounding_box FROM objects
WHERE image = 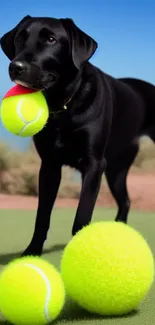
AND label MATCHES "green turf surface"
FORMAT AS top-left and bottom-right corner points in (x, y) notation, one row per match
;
(0, 207), (155, 324)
